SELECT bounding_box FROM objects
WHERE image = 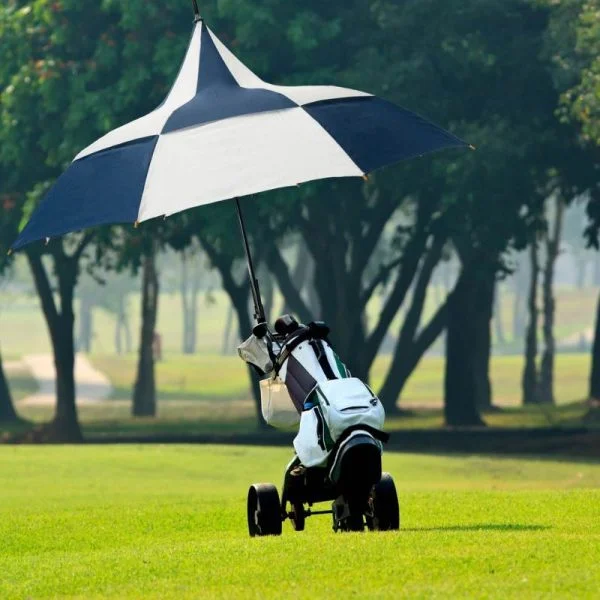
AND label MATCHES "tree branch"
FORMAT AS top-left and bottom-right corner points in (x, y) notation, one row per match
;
(397, 236), (446, 347)
(72, 231), (96, 263)
(26, 250), (60, 341)
(358, 254), (404, 312)
(363, 228), (430, 364)
(263, 241), (312, 323)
